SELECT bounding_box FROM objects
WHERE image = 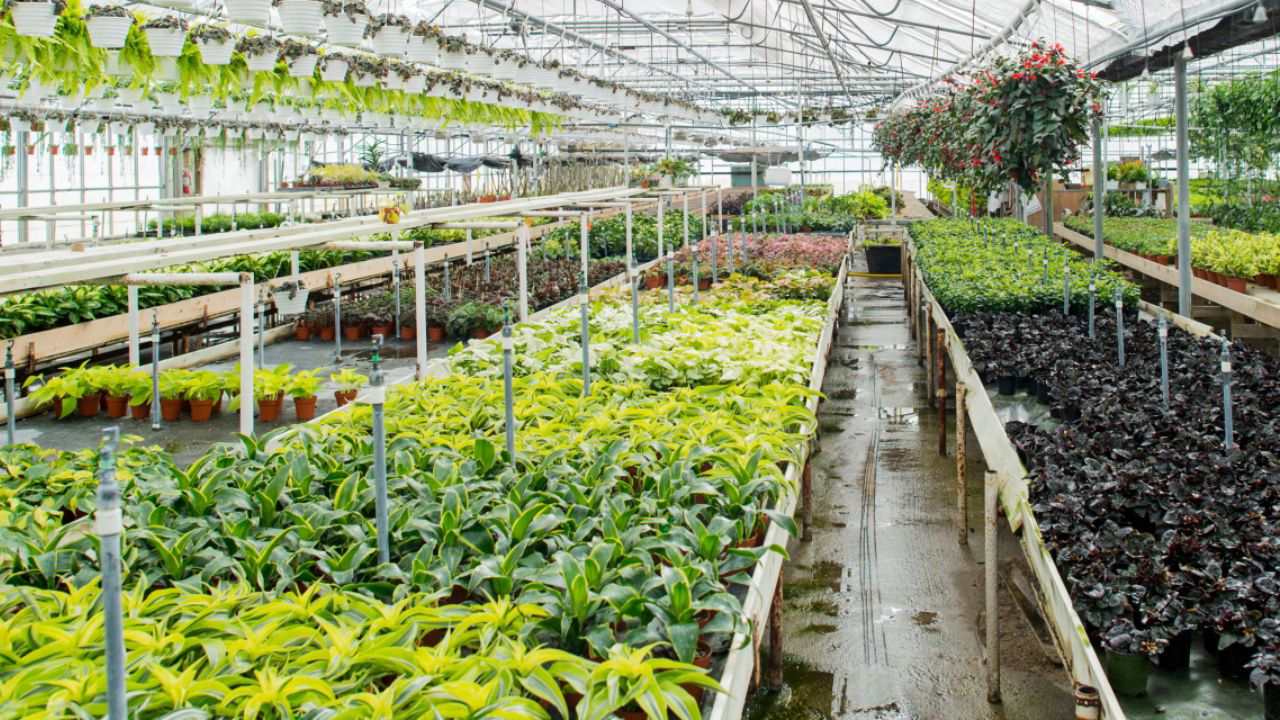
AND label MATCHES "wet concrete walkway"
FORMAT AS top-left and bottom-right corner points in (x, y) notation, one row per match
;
(746, 272), (1073, 720)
